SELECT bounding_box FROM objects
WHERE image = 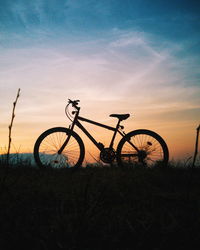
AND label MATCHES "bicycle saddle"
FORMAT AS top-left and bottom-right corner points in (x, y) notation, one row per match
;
(110, 114), (130, 121)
